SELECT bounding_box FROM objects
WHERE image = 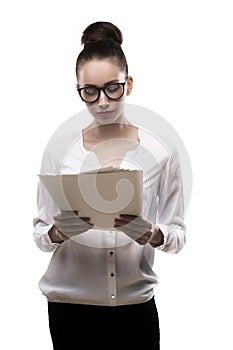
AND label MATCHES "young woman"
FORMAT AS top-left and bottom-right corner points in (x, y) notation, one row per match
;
(33, 21), (186, 350)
